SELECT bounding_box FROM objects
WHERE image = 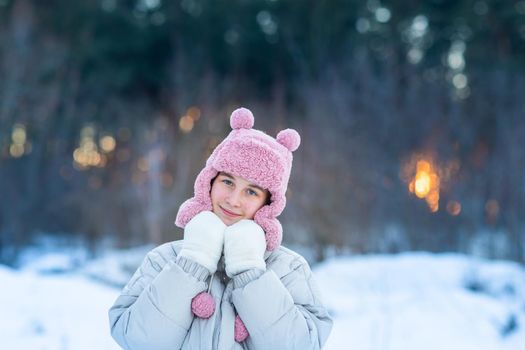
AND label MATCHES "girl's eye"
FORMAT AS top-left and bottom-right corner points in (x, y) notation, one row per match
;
(222, 179), (233, 186)
(247, 189), (258, 196)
